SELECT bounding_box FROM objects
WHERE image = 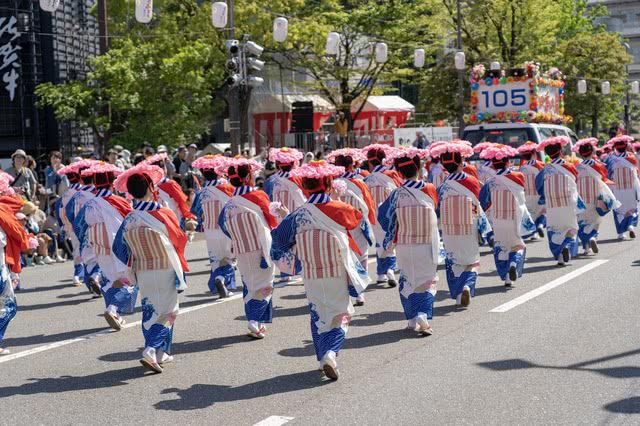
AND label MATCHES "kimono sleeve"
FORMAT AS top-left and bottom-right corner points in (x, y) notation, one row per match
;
(270, 211), (301, 275)
(377, 189), (399, 250)
(74, 204), (89, 251)
(535, 168), (547, 205)
(218, 203), (232, 239)
(190, 190), (205, 232)
(479, 182), (492, 211)
(112, 217), (132, 269)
